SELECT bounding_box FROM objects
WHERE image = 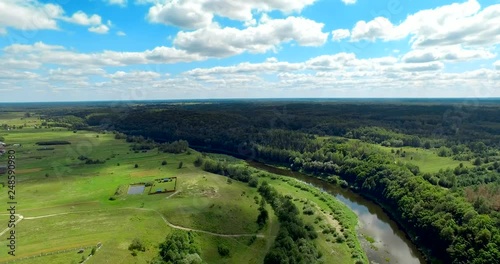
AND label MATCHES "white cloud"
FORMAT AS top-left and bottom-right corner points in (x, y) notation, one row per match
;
(2, 42), (206, 66)
(341, 0), (356, 5)
(105, 0), (127, 6)
(0, 0), (63, 32)
(146, 0), (317, 29)
(349, 0), (500, 49)
(107, 71), (162, 82)
(173, 16), (329, 57)
(399, 61), (444, 72)
(147, 1), (213, 29)
(331, 29), (350, 41)
(63, 11), (102, 26)
(402, 46), (495, 63)
(117, 31), (126, 36)
(495, 60), (500, 70)
(0, 59), (41, 70)
(351, 17), (401, 42)
(88, 25), (109, 34)
(3, 52), (500, 100)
